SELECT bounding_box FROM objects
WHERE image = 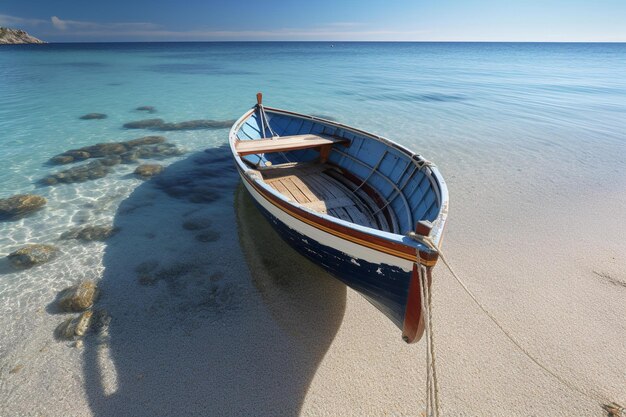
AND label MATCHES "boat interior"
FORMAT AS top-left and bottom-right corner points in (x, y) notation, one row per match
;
(234, 108), (442, 235)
